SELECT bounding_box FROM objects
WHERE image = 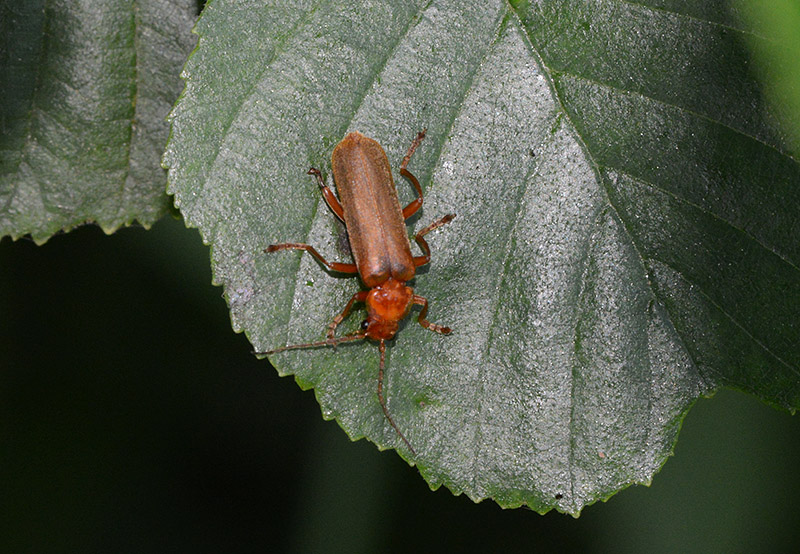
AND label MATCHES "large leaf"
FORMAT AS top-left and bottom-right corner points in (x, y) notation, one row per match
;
(164, 0), (800, 514)
(0, 0), (197, 243)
